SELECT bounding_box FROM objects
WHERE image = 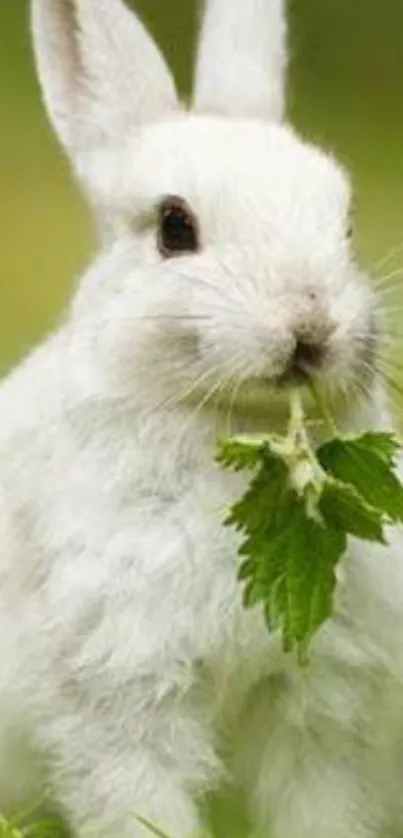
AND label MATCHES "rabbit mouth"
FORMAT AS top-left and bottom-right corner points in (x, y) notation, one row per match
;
(179, 329), (377, 428)
(210, 350), (374, 427)
(275, 369), (311, 389)
(204, 377), (328, 433)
